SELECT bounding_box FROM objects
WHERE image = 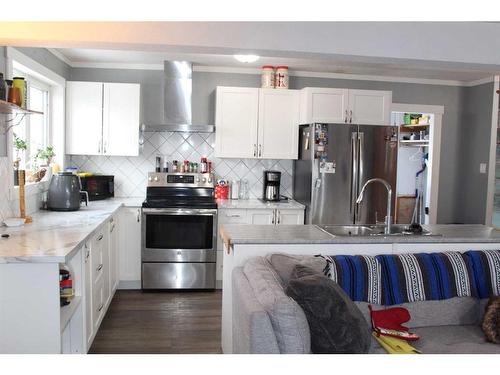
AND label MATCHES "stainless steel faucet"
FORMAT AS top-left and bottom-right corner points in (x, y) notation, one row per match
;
(356, 178), (392, 235)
